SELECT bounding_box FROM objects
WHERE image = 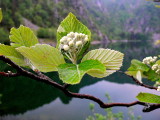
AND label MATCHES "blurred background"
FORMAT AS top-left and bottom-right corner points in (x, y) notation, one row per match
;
(0, 0), (160, 120)
(0, 0), (160, 46)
